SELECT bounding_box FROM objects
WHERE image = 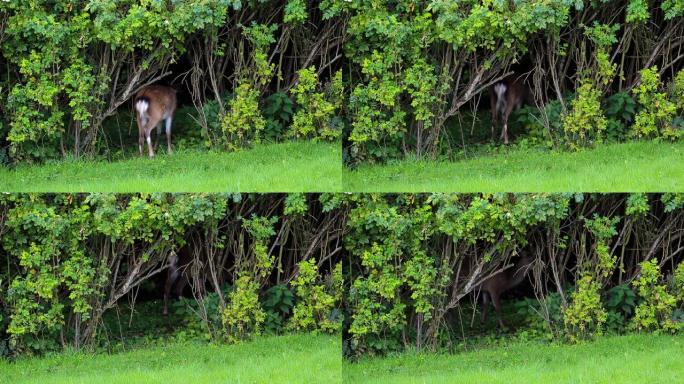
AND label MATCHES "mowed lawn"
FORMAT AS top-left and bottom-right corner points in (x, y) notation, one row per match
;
(344, 333), (684, 384)
(0, 141), (341, 192)
(0, 334), (341, 384)
(344, 141), (684, 192)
